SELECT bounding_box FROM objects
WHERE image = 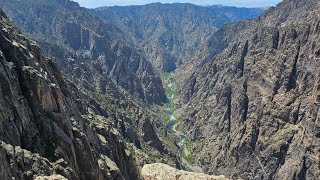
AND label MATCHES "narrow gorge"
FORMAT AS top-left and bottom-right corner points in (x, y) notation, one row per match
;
(163, 75), (202, 172)
(0, 0), (320, 179)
